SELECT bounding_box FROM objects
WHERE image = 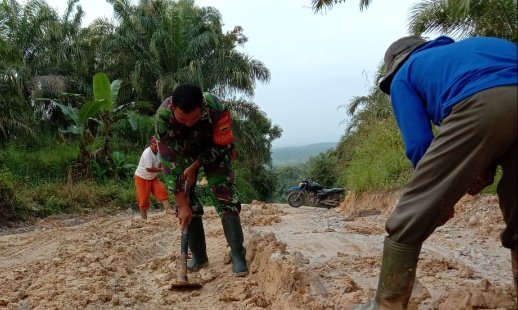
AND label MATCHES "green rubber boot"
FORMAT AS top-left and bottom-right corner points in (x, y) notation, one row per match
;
(187, 216), (209, 271)
(222, 214), (248, 277)
(353, 237), (421, 310)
